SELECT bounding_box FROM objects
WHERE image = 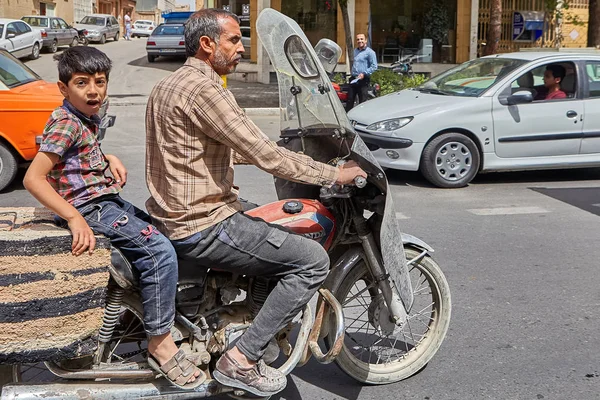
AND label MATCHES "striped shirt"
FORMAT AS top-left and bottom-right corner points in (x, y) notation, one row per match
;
(145, 57), (339, 240)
